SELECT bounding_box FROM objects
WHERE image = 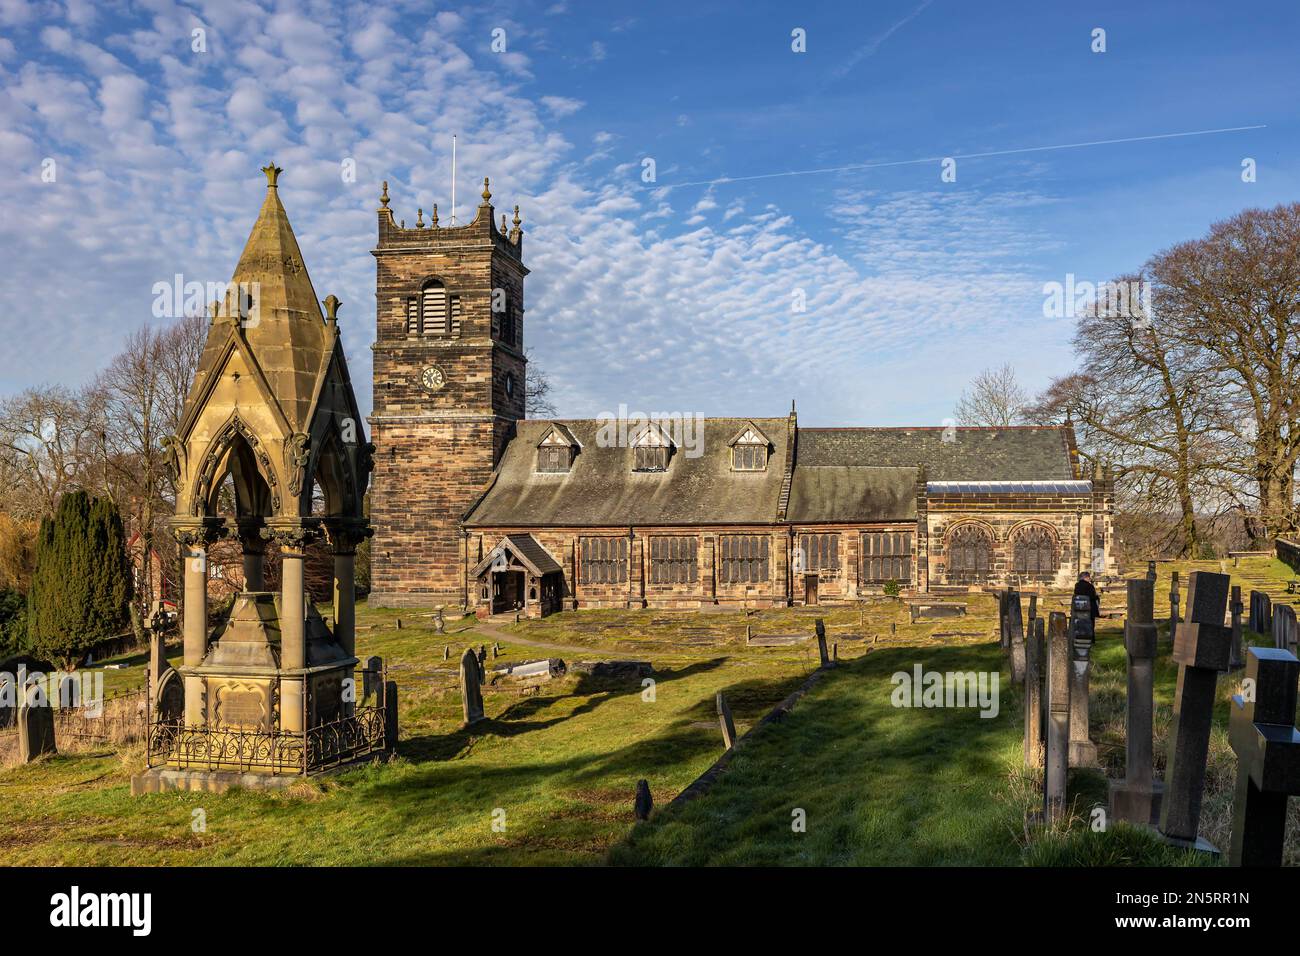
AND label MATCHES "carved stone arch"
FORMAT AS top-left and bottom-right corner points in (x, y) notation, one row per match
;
(945, 520), (995, 584)
(1010, 521), (1060, 578)
(303, 421), (358, 518)
(192, 414), (279, 518)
